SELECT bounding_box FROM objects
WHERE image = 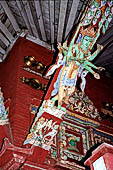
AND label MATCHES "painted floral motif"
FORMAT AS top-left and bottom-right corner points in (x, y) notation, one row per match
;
(42, 99), (66, 118)
(67, 135), (80, 152)
(93, 130), (113, 145)
(24, 114), (60, 151)
(59, 122), (88, 162)
(66, 90), (101, 120)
